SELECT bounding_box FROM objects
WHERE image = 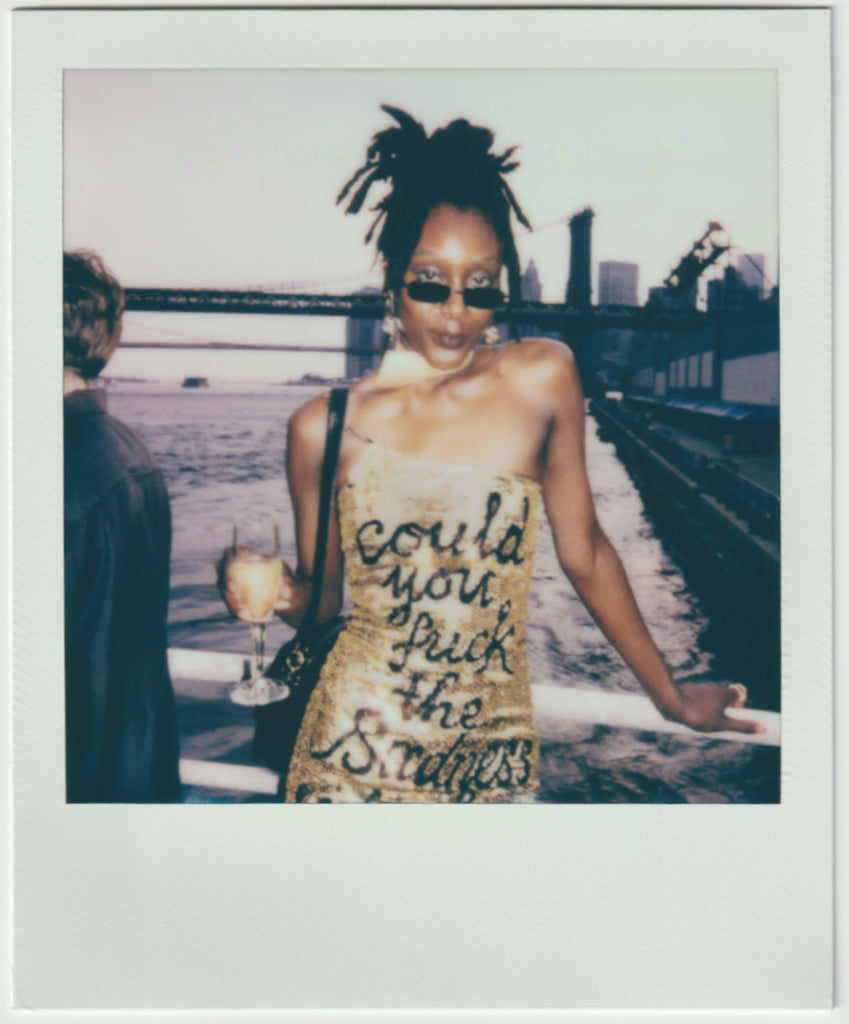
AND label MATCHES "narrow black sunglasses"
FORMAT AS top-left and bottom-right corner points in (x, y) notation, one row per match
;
(402, 281), (505, 310)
